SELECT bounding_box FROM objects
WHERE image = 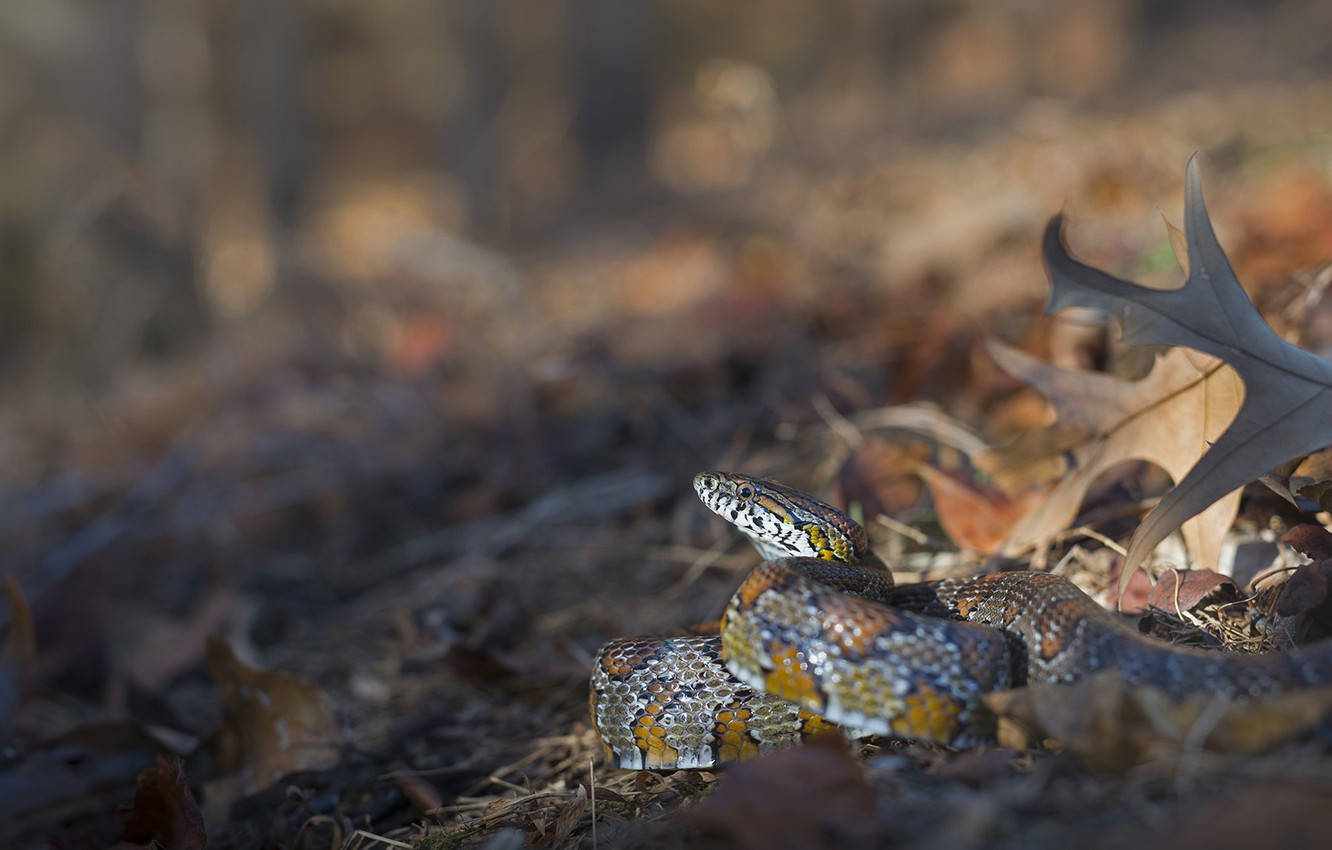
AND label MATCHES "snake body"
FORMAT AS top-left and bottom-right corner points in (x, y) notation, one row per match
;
(590, 472), (1332, 770)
